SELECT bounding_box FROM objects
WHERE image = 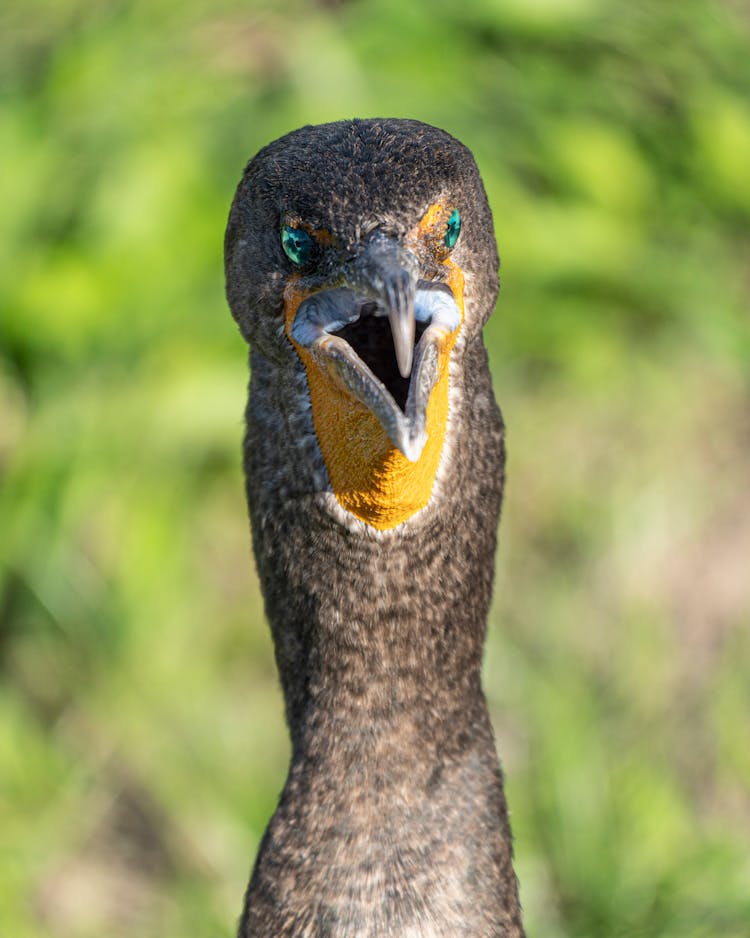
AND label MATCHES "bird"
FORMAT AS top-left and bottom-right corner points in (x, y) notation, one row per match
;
(224, 118), (524, 938)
